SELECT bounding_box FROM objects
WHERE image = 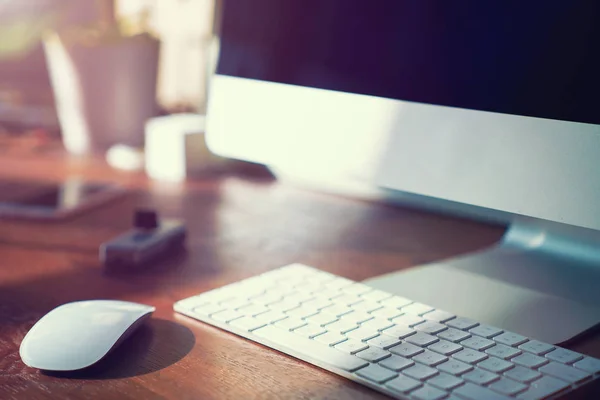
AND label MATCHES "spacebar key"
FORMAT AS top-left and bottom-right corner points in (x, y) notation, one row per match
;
(253, 325), (368, 372)
(454, 383), (512, 400)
